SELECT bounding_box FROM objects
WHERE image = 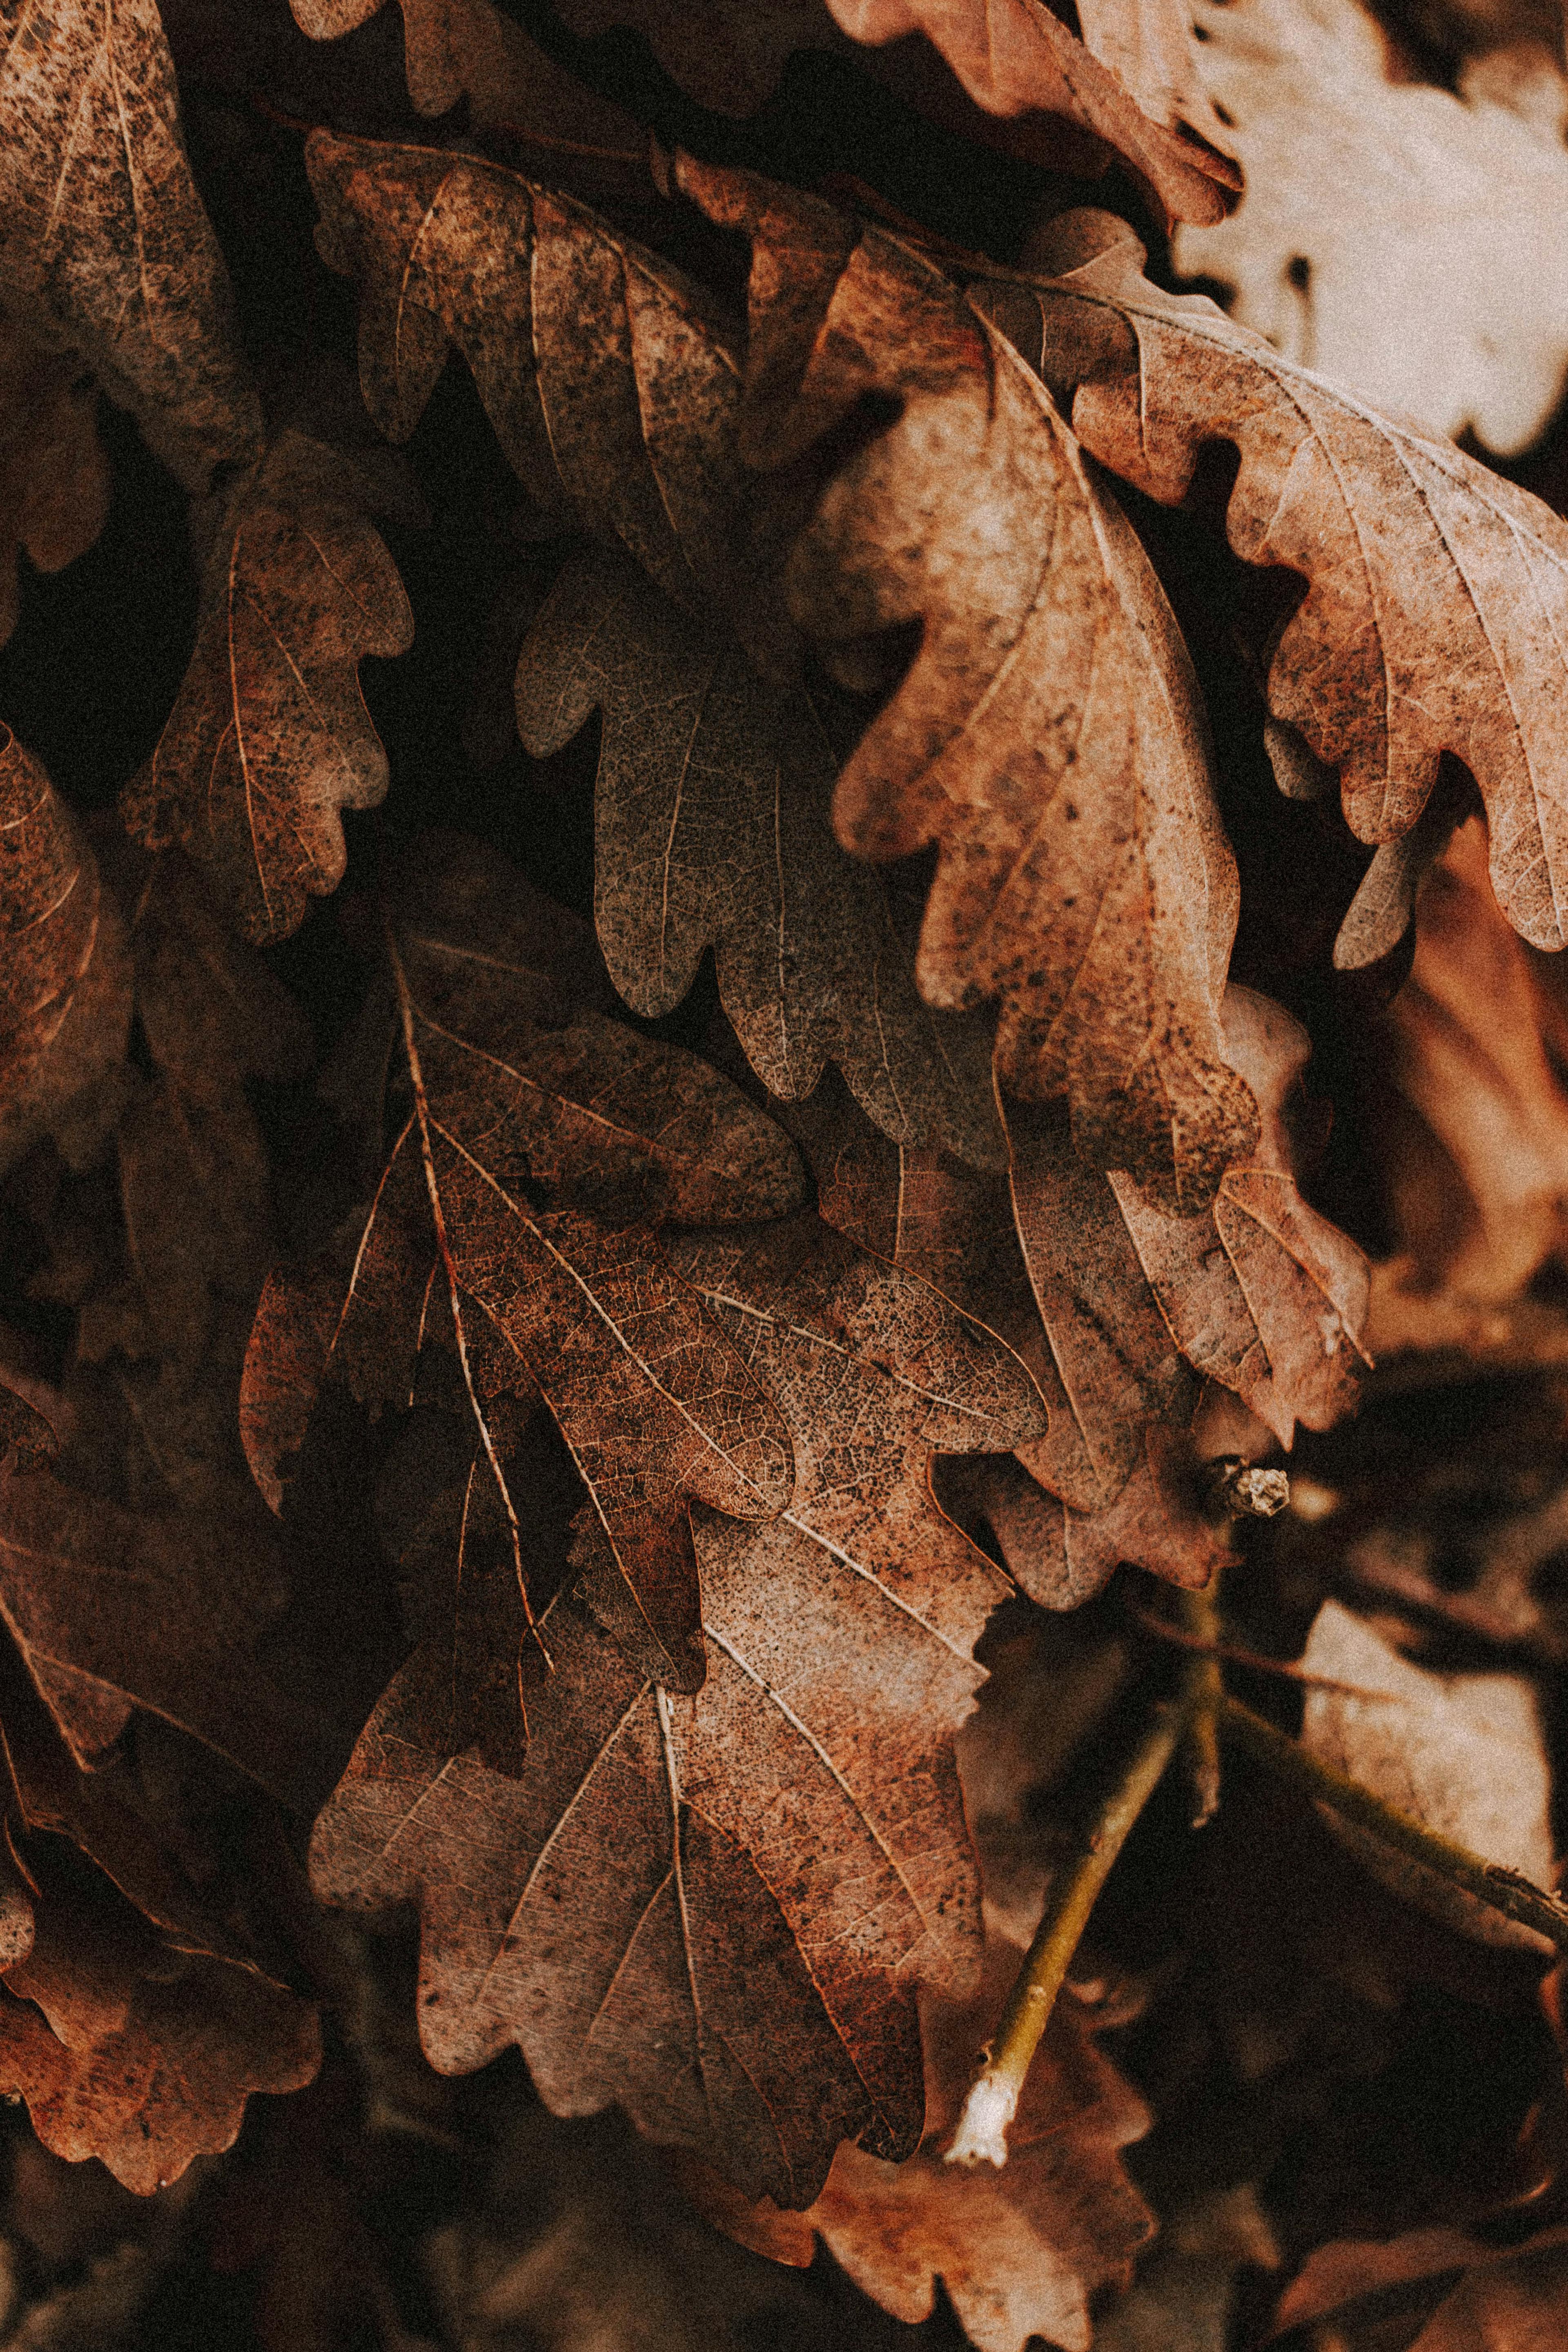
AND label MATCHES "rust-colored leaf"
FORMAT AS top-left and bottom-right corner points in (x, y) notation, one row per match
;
(984, 208), (1568, 958)
(0, 1619), (320, 2194)
(0, 1461), (343, 1813)
(0, 0), (262, 486)
(0, 312), (109, 647)
(0, 1891), (319, 2196)
(310, 1207), (1034, 2203)
(680, 164), (1255, 1209)
(242, 835), (798, 1697)
(685, 1950), (1154, 2352)
(121, 431), (414, 944)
